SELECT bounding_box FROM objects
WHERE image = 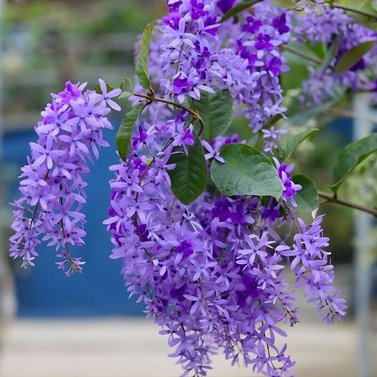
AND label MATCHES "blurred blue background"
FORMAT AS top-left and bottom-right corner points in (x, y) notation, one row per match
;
(3, 121), (146, 317)
(0, 0), (166, 318)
